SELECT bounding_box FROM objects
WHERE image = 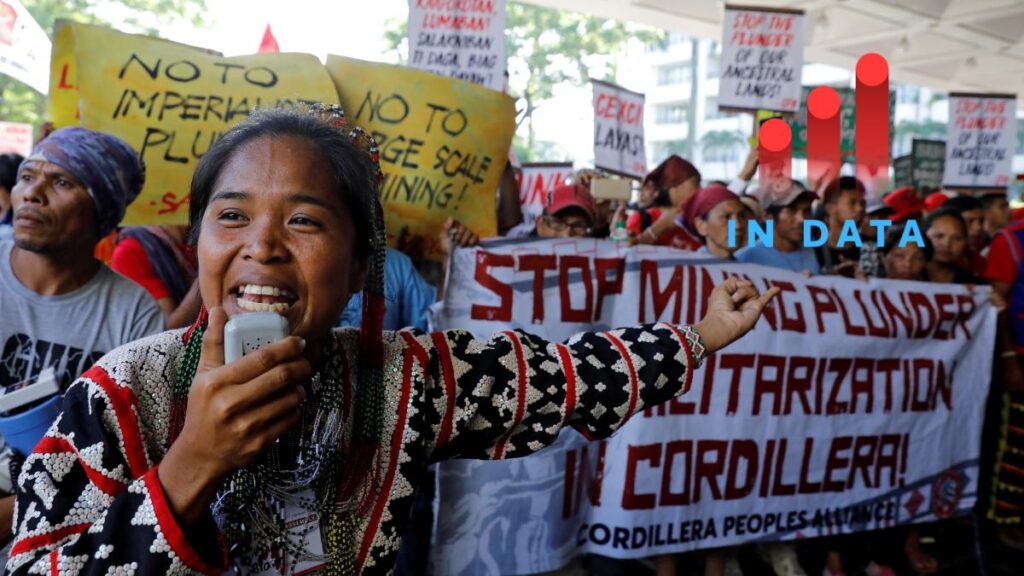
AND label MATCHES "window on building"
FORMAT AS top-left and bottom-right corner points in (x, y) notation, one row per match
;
(656, 65), (690, 86)
(706, 56), (720, 78)
(897, 85), (920, 105)
(703, 147), (739, 163)
(653, 140), (691, 162)
(668, 32), (688, 47)
(647, 31), (689, 52)
(705, 97), (725, 120)
(655, 104), (688, 125)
